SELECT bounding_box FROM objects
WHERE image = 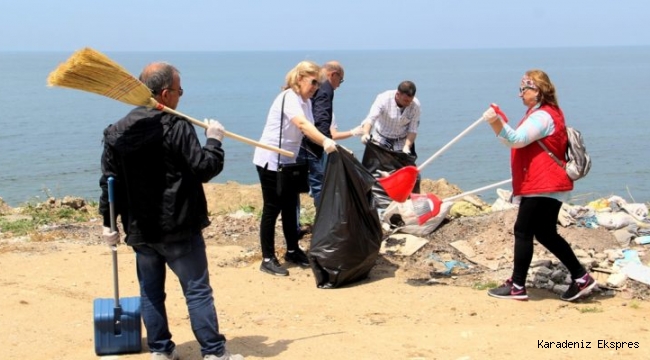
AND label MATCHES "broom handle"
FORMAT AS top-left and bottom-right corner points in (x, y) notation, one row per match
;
(417, 117), (484, 171)
(107, 176), (121, 307)
(158, 104), (294, 158)
(444, 178), (512, 202)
